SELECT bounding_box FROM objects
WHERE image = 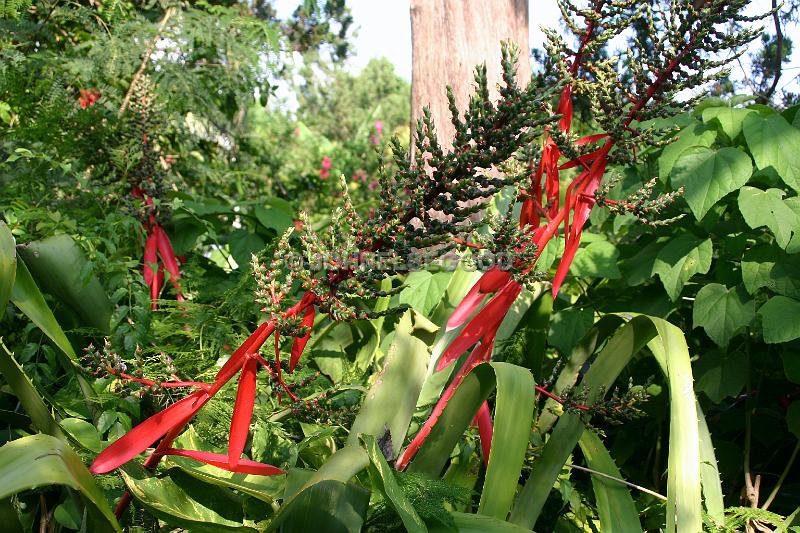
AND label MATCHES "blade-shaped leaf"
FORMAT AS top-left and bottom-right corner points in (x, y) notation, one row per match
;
(407, 362), (535, 521)
(361, 434), (427, 533)
(0, 222), (15, 320)
(0, 434), (121, 532)
(578, 430), (643, 533)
